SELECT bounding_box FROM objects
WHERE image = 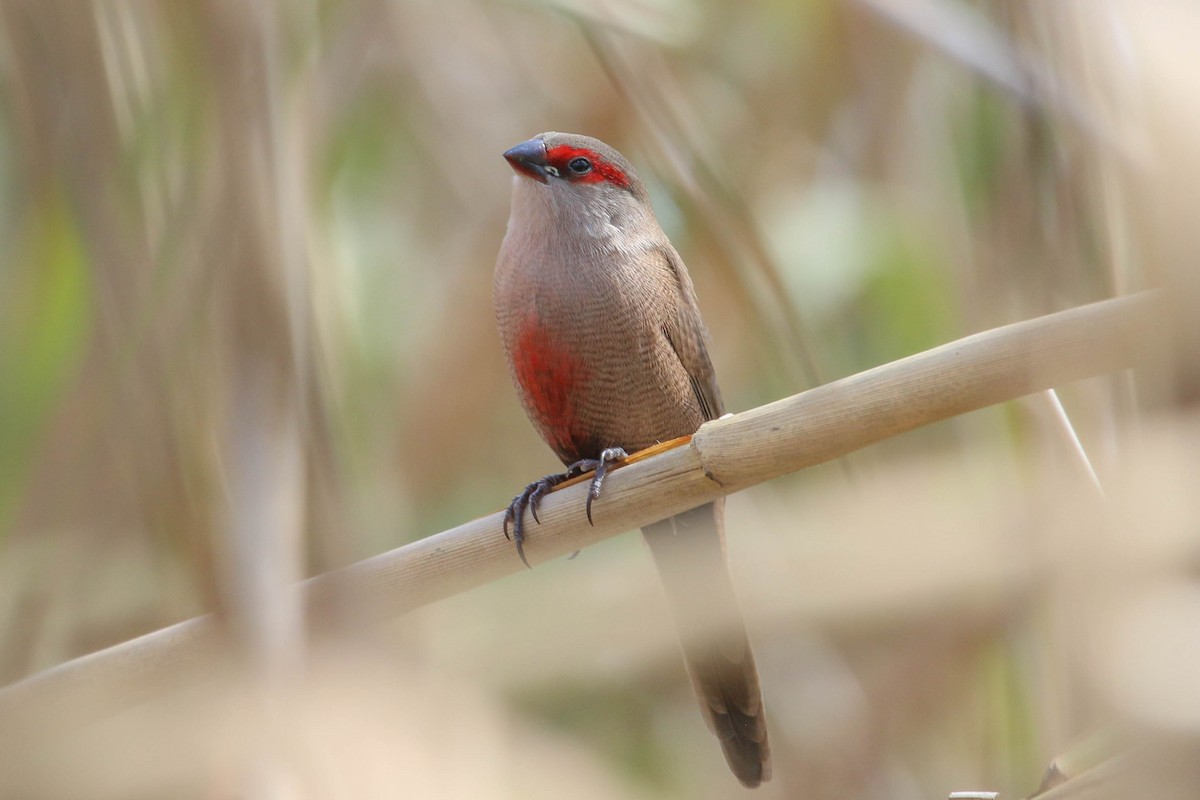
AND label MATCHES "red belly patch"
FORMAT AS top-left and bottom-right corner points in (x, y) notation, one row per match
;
(513, 317), (590, 459)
